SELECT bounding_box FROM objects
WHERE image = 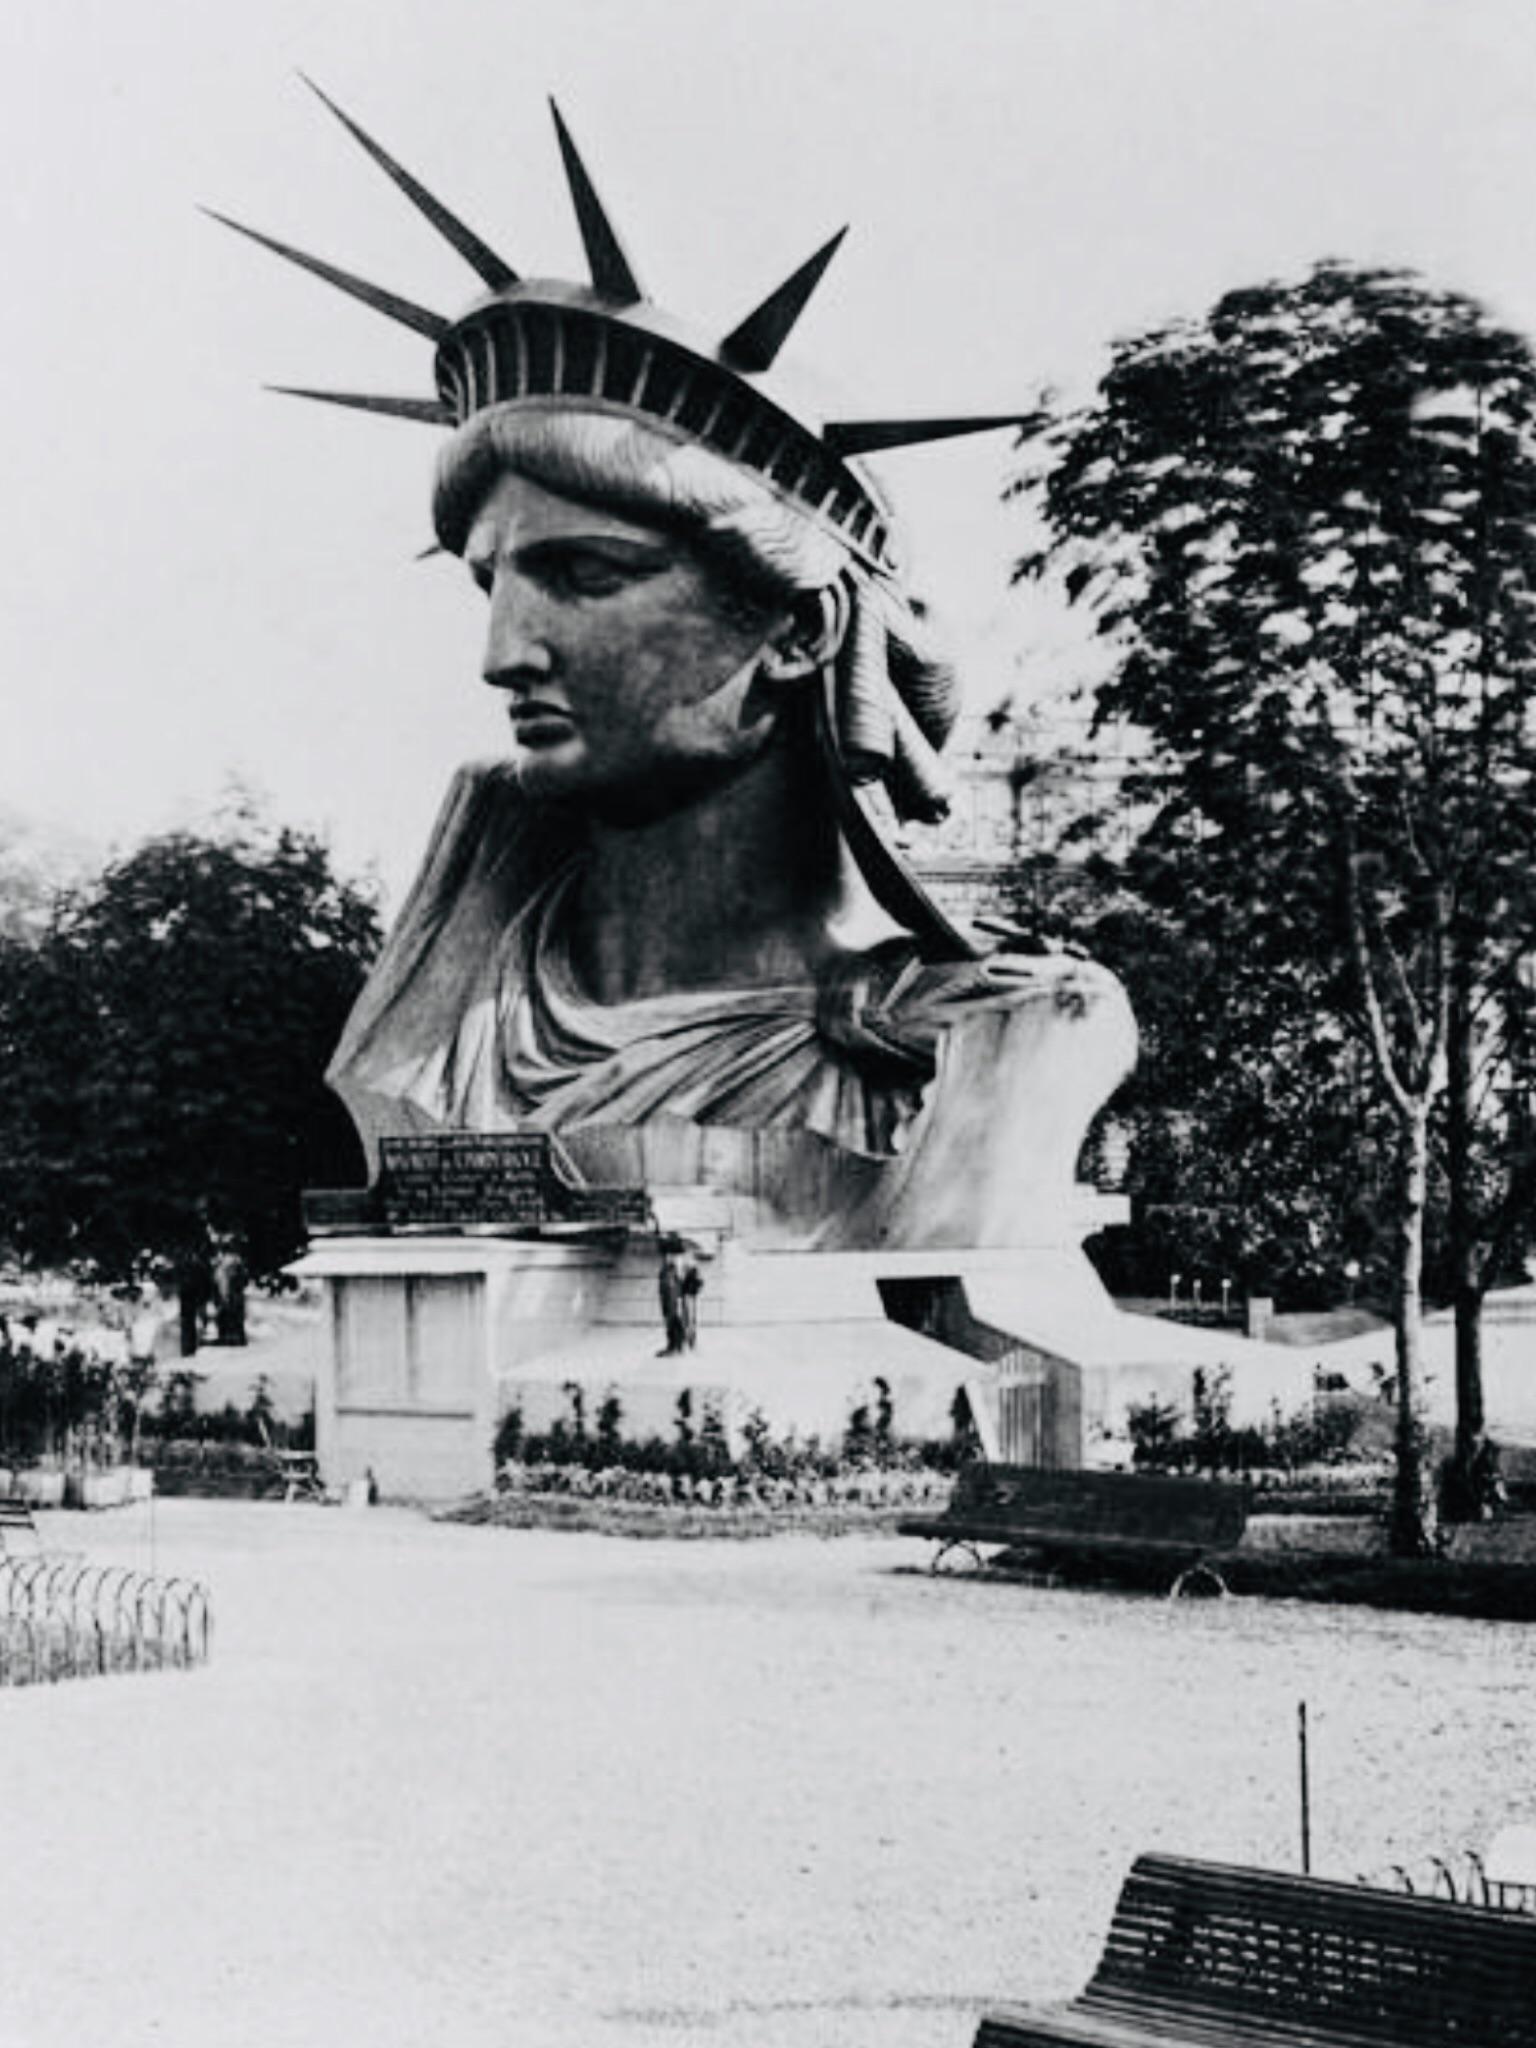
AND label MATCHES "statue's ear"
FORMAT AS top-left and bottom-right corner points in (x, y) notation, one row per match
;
(759, 583), (850, 681)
